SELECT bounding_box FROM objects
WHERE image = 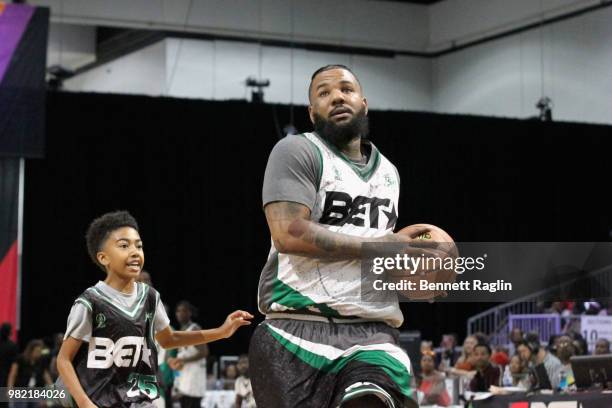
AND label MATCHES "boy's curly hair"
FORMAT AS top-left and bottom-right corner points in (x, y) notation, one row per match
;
(85, 211), (139, 271)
